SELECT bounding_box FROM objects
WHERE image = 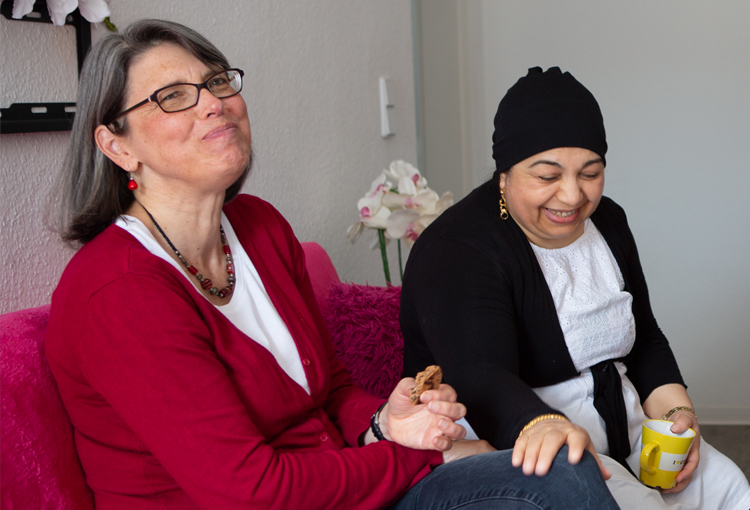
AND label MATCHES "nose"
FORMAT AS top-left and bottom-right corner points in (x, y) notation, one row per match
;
(557, 175), (583, 206)
(195, 85), (224, 118)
